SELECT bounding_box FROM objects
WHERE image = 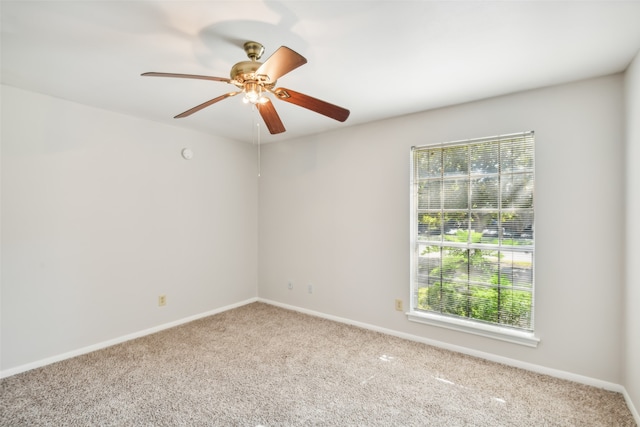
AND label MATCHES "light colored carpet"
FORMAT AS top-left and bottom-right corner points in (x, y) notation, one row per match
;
(0, 302), (635, 426)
